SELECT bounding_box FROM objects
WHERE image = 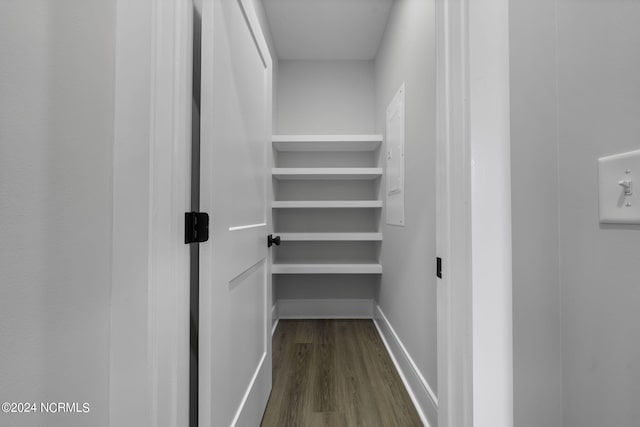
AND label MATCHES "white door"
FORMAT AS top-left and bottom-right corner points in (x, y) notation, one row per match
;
(198, 0), (273, 426)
